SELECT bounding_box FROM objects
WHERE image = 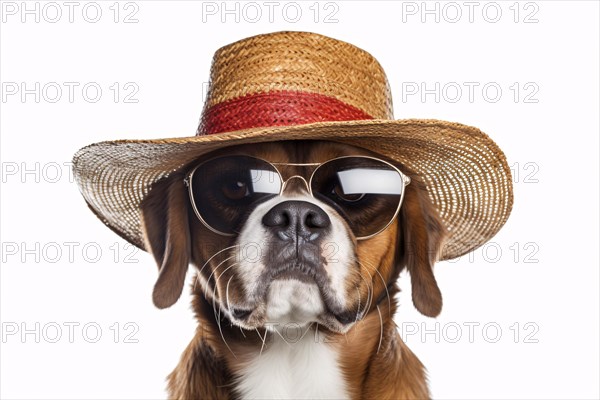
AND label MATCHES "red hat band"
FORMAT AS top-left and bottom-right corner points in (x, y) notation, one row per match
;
(199, 90), (374, 135)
